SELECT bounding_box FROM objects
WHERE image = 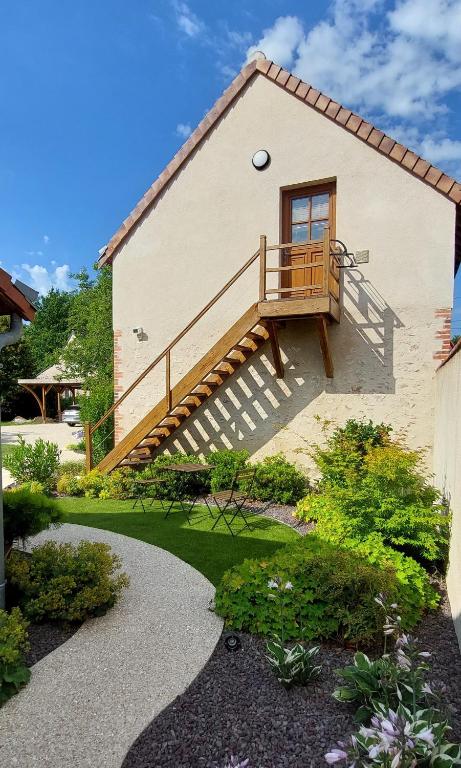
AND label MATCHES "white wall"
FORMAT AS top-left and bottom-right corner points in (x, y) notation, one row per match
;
(434, 344), (461, 649)
(111, 73), (455, 469)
